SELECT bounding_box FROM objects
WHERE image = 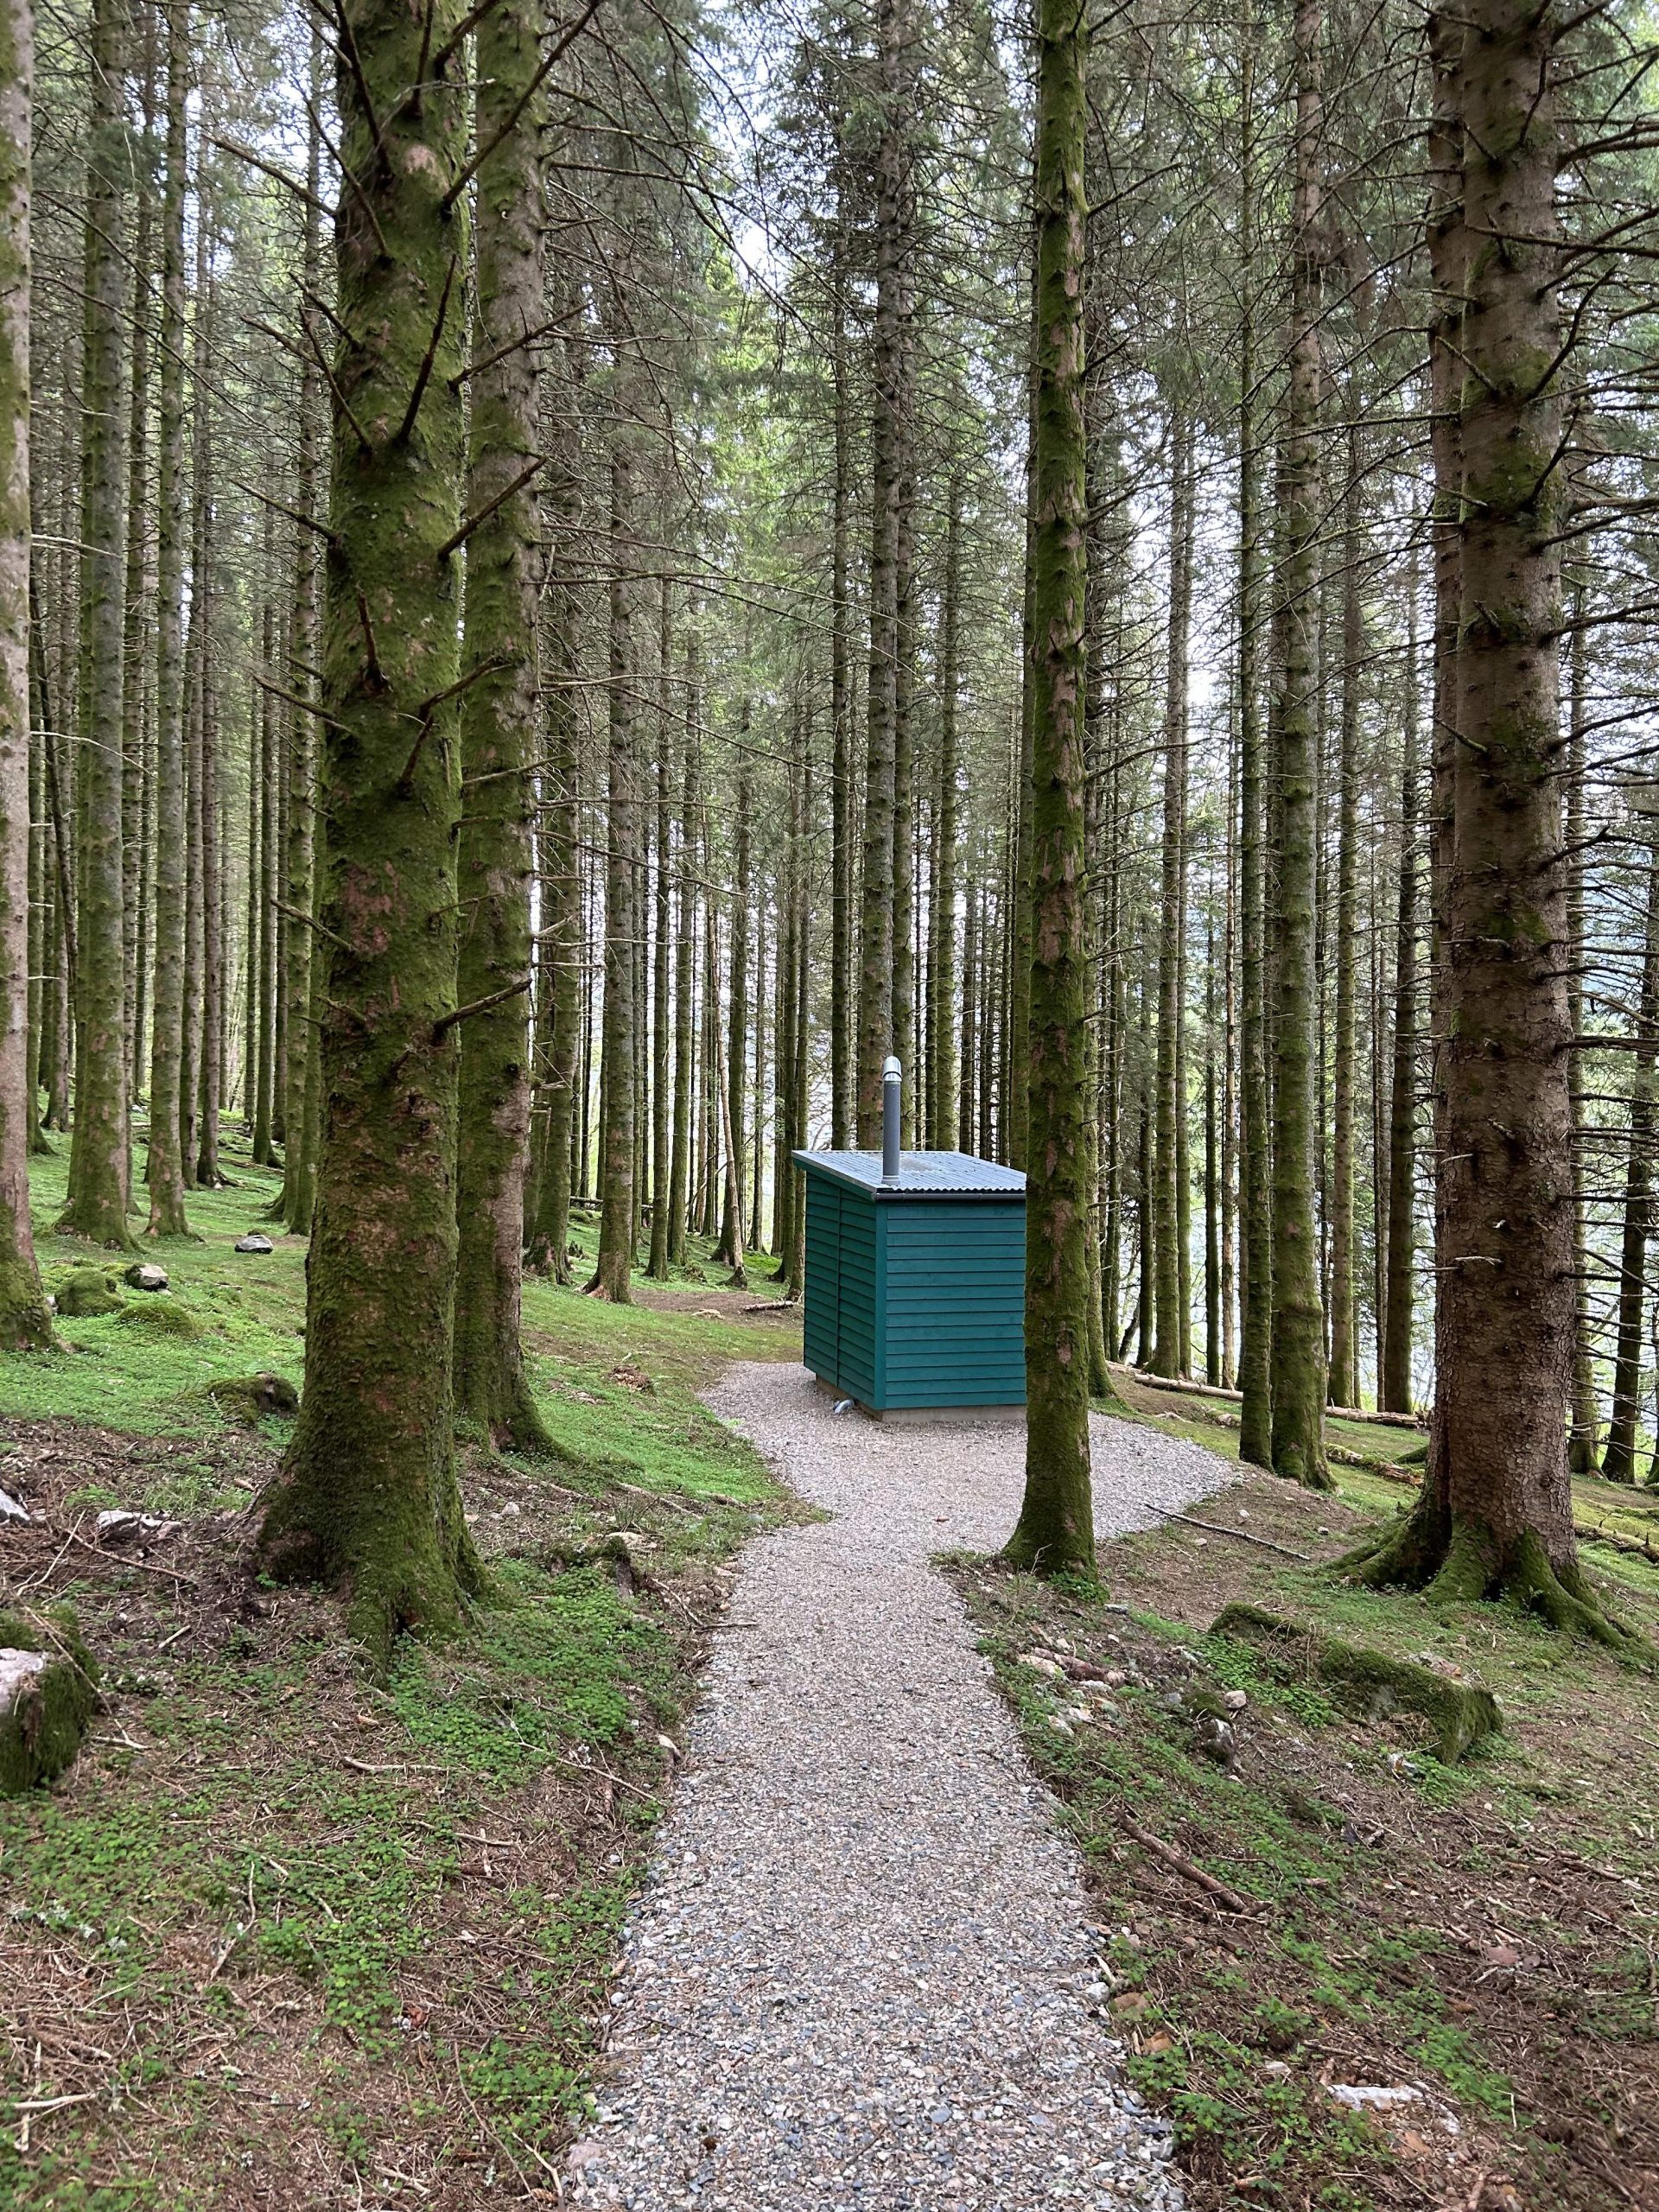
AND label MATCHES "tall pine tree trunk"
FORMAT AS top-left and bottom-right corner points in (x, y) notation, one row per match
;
(277, 29), (323, 1235)
(666, 610), (698, 1265)
(646, 582), (673, 1279)
(1381, 572), (1421, 1414)
(855, 0), (913, 1144)
(61, 0), (135, 1248)
(1236, 0), (1273, 1466)
(1565, 616), (1599, 1470)
(930, 479), (961, 1147)
(257, 0), (480, 1661)
(1267, 0), (1330, 1487)
(1150, 414), (1192, 1375)
(593, 446), (637, 1302)
(0, 0), (49, 1344)
(452, 0), (549, 1447)
(1351, 0), (1627, 1643)
(144, 0), (189, 1235)
(1003, 0), (1094, 1577)
(1327, 419), (1362, 1406)
(1602, 809), (1659, 1484)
